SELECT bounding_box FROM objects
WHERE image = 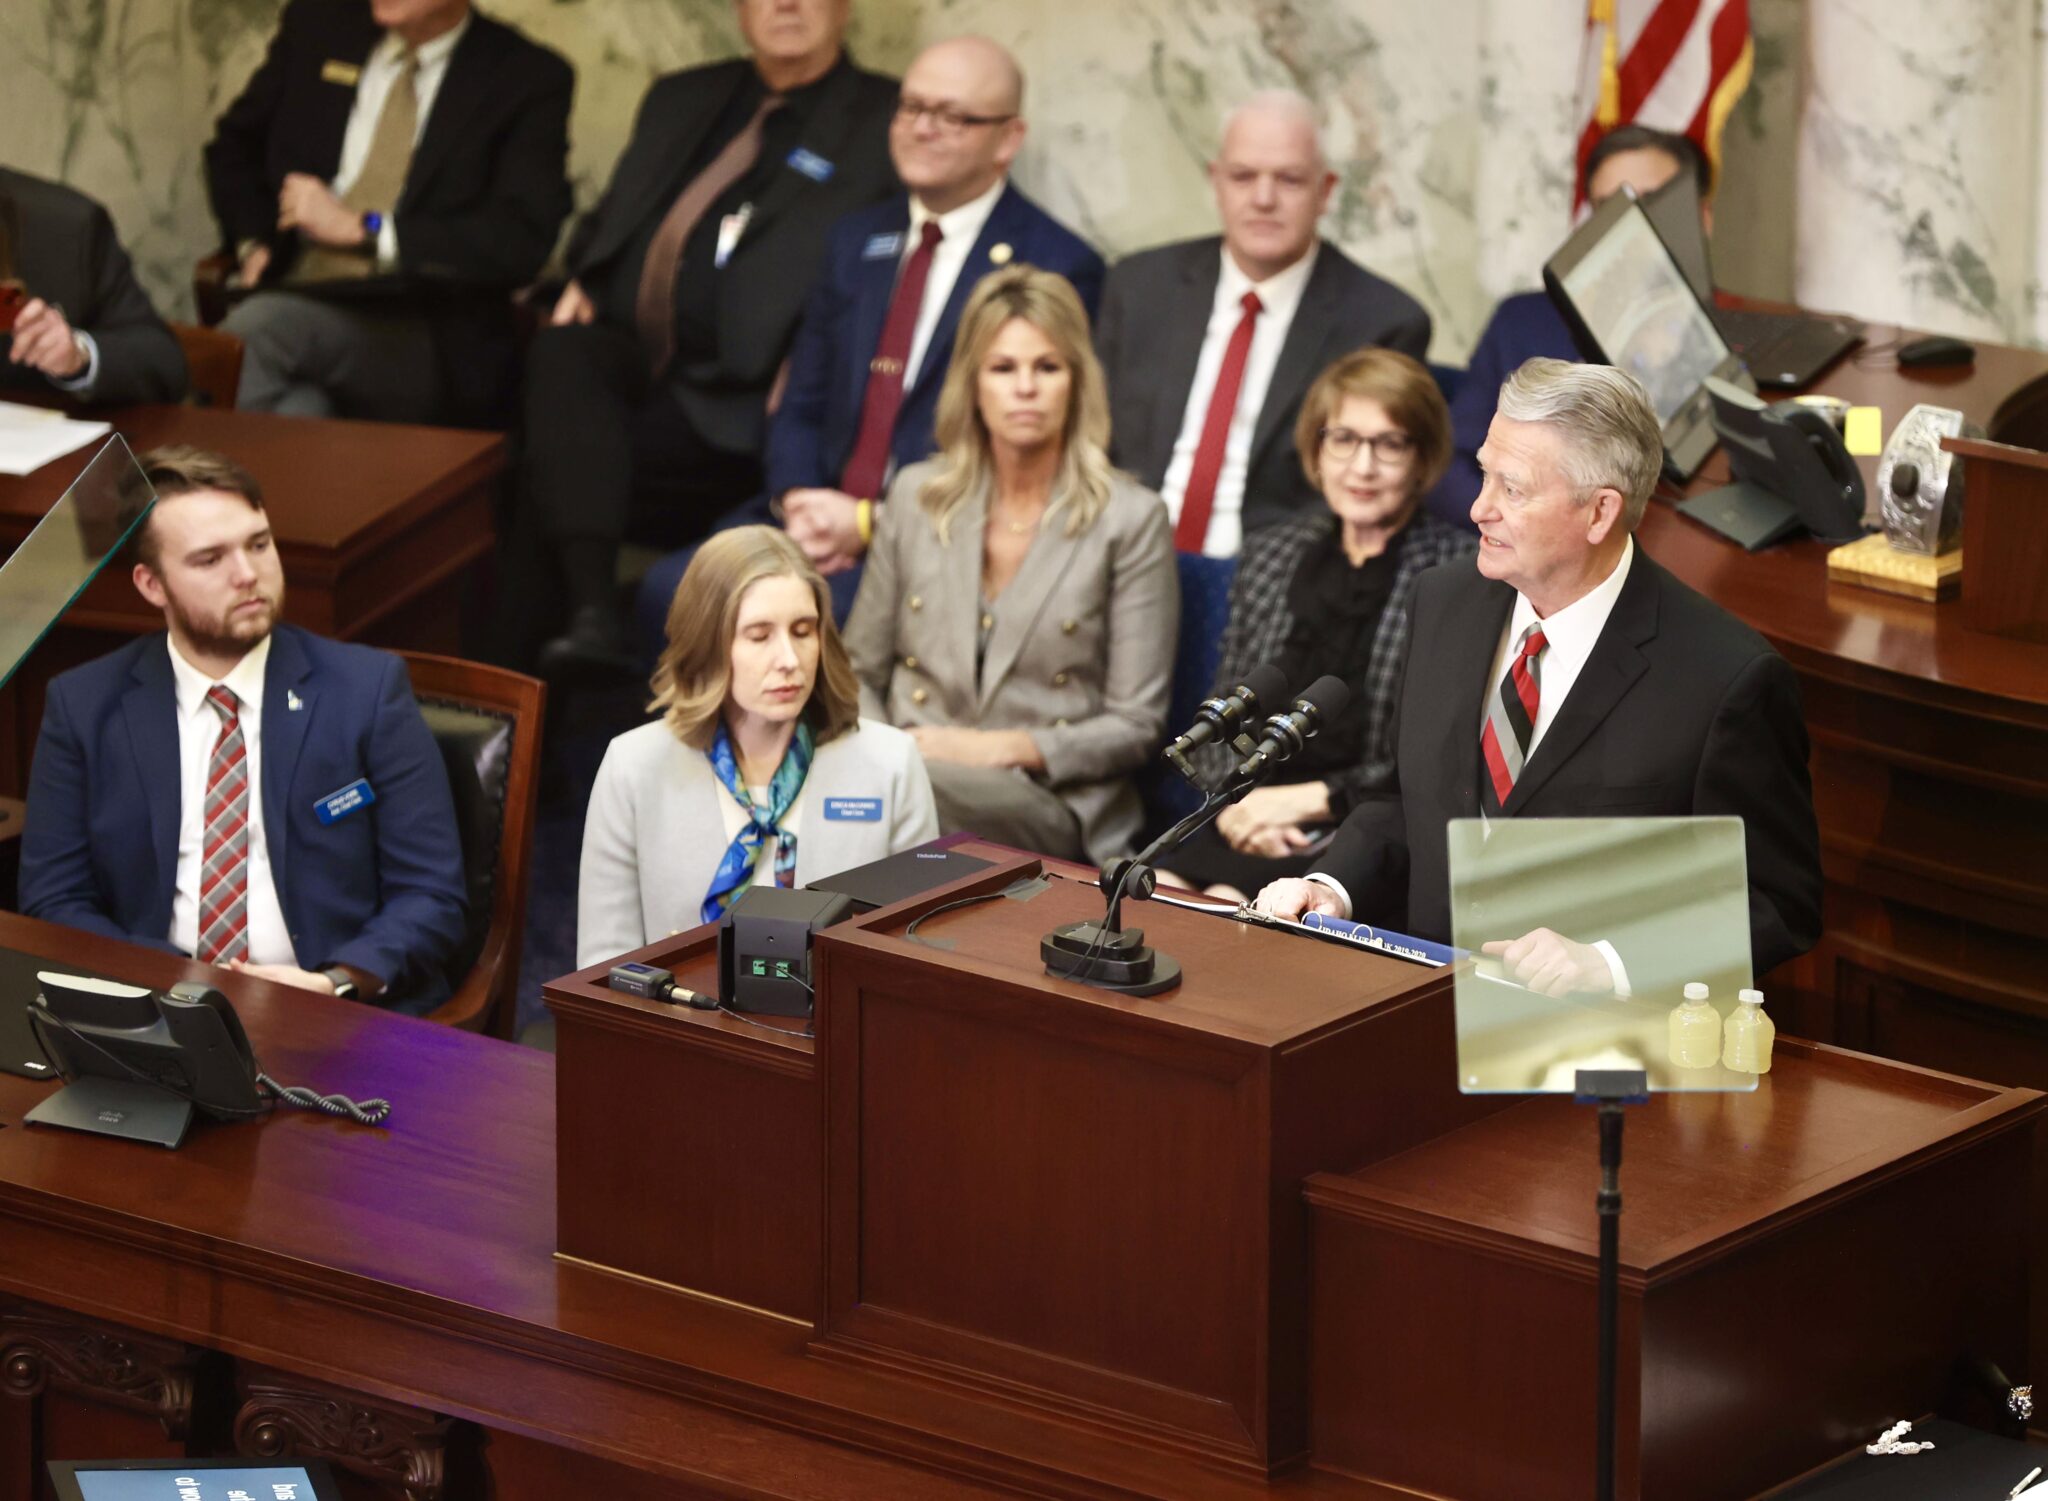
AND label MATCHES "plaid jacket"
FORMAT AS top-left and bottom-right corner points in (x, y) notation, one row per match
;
(1205, 510), (1476, 816)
